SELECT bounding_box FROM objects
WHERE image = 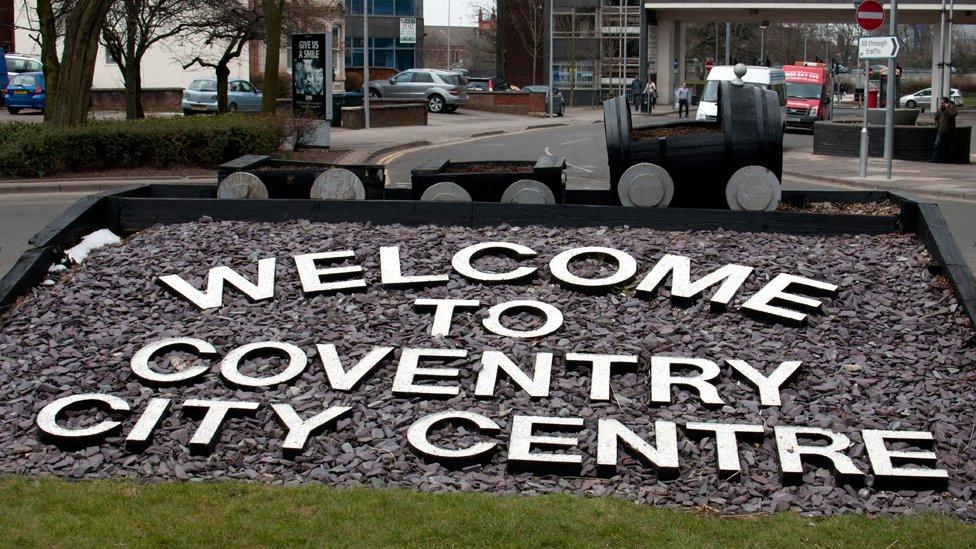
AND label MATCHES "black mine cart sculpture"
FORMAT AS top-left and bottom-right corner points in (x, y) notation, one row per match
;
(604, 65), (784, 210)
